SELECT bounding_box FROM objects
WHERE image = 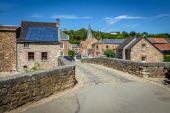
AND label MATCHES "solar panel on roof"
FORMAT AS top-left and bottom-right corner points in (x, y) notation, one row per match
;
(25, 27), (58, 42)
